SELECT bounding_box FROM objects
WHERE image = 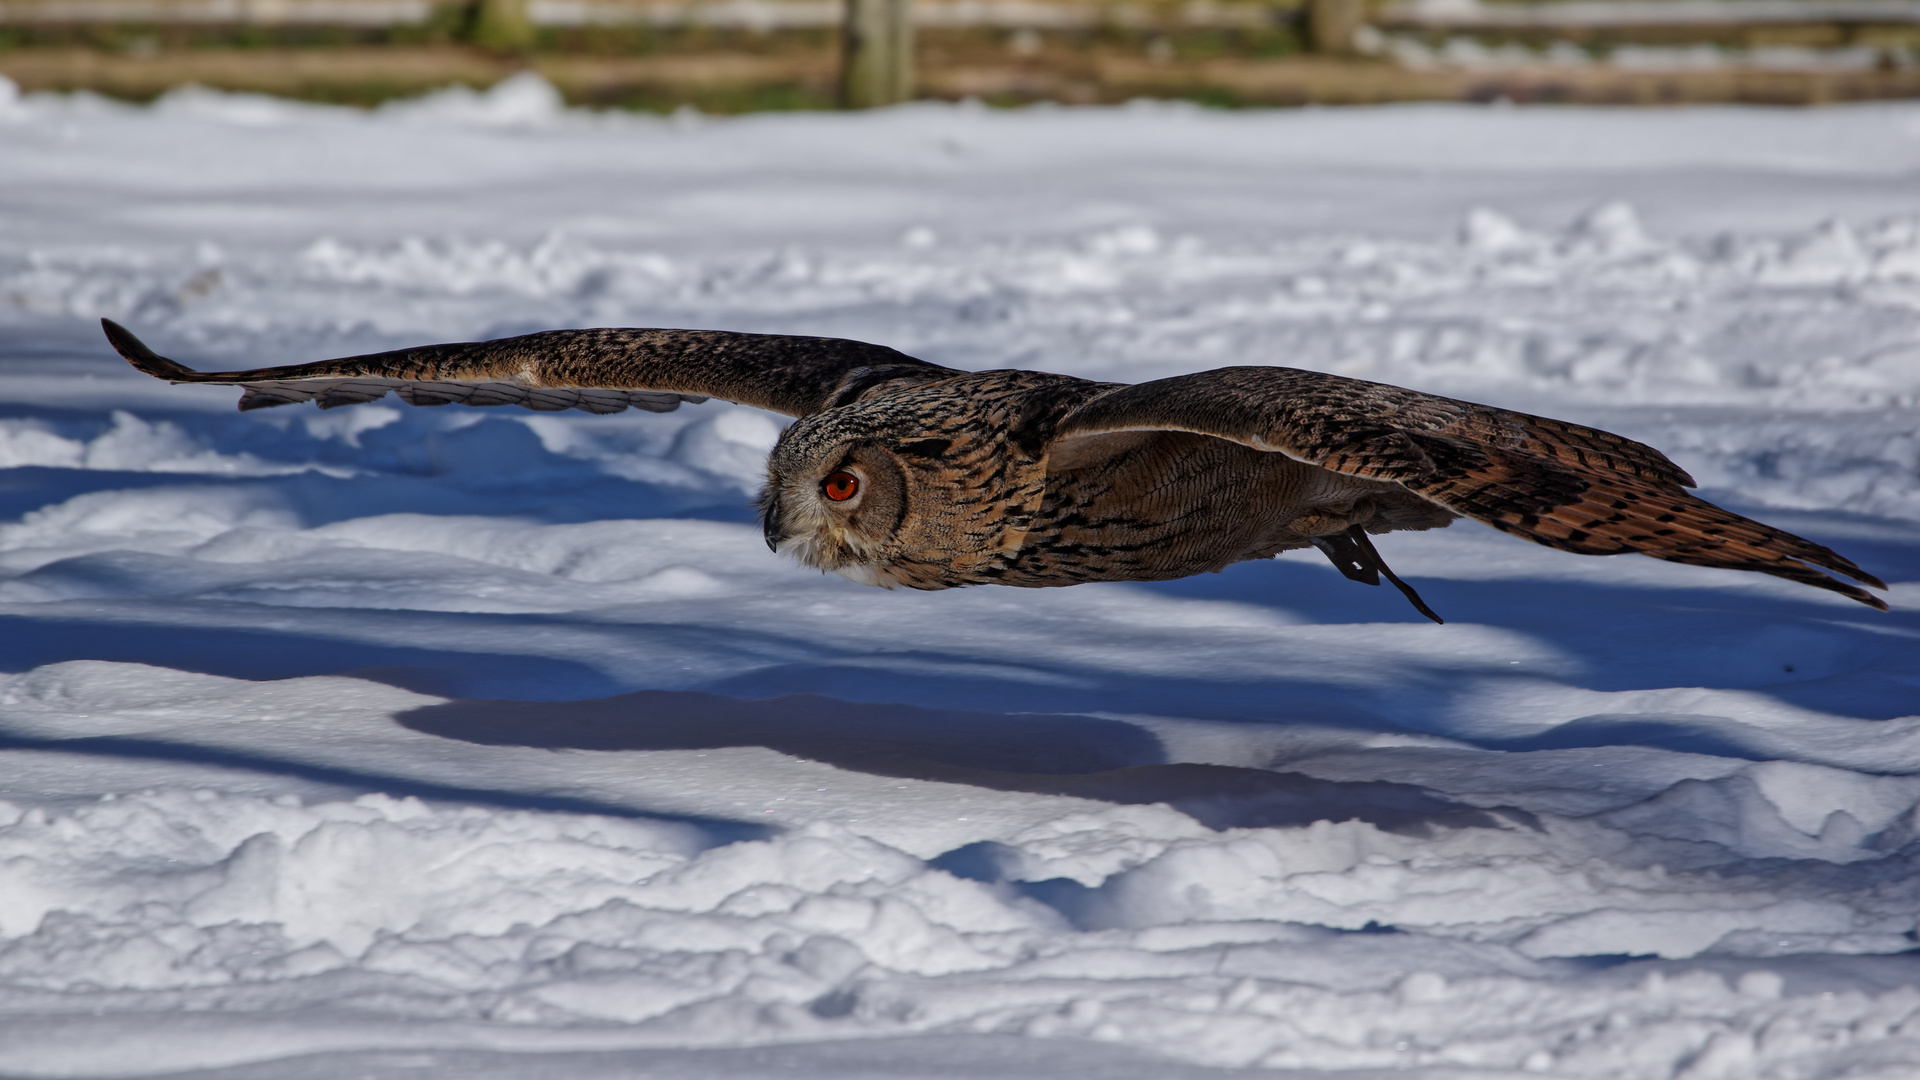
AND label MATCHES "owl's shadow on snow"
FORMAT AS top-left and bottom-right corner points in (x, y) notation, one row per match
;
(396, 690), (1501, 834)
